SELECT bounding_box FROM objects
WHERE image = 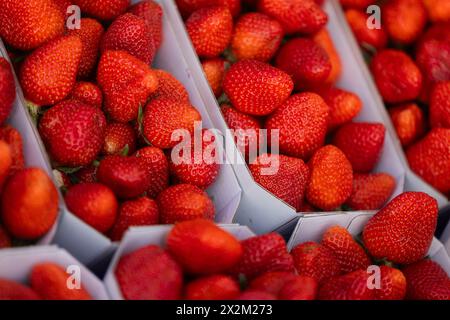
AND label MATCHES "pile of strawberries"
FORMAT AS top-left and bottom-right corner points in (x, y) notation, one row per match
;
(343, 0), (450, 199)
